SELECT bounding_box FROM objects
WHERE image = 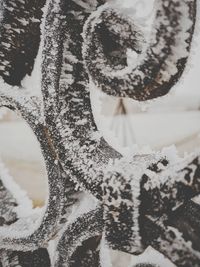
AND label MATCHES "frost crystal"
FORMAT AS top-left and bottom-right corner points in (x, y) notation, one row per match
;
(0, 0), (200, 266)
